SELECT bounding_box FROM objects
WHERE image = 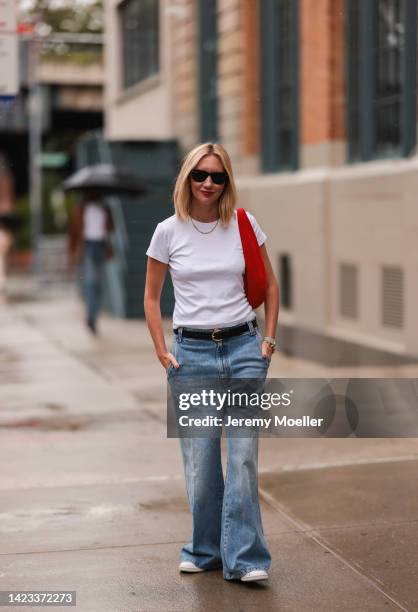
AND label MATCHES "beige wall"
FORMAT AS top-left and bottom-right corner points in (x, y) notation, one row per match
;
(237, 155), (418, 356)
(237, 171), (330, 330)
(104, 0), (175, 141)
(171, 0), (199, 151)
